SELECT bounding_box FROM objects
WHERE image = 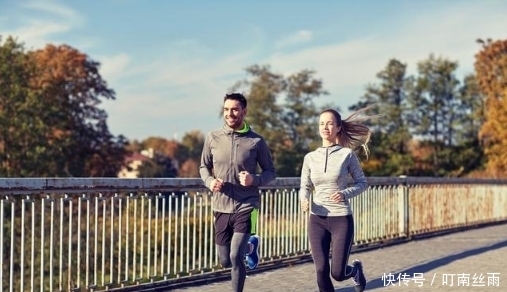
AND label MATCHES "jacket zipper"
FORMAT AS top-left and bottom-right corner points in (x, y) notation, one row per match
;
(324, 147), (329, 173)
(231, 132), (238, 209)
